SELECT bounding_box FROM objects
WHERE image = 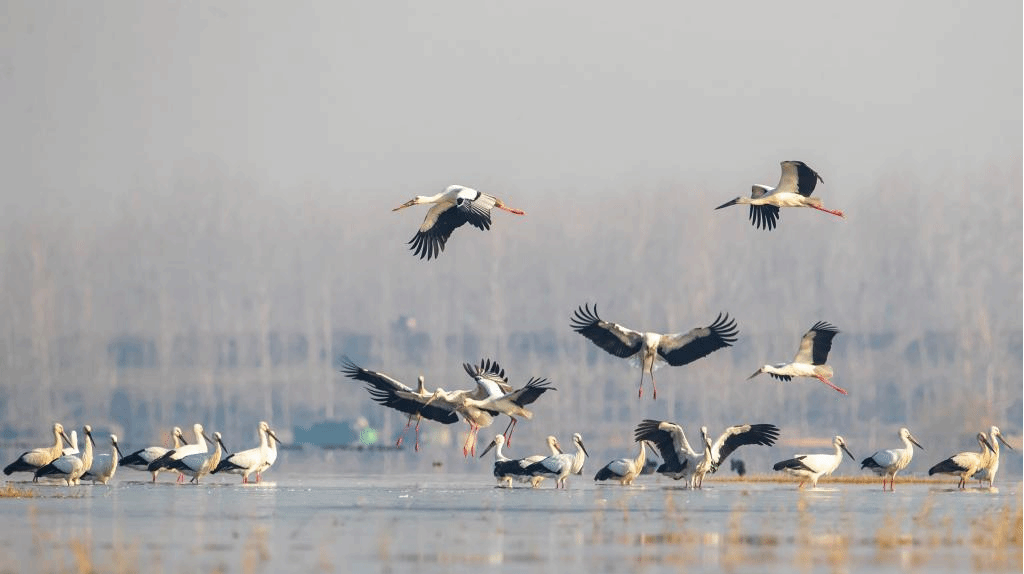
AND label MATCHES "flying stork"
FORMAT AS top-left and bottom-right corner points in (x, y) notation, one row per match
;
(860, 427), (924, 491)
(715, 160), (844, 230)
(458, 359), (556, 446)
(339, 357), (461, 451)
(392, 185), (525, 260)
(570, 304), (739, 399)
(773, 435), (856, 489)
(748, 321), (847, 395)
